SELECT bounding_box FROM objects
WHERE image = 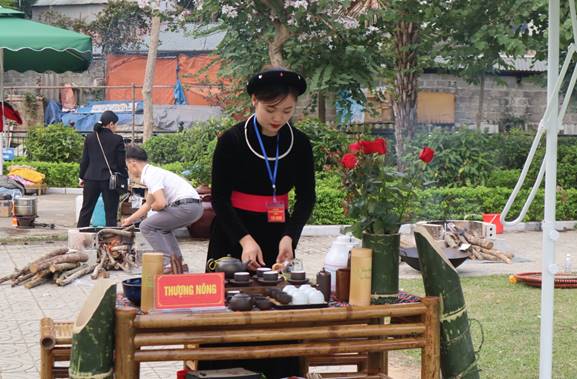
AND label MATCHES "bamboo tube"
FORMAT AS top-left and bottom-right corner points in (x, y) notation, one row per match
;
(134, 303), (428, 329)
(420, 296), (441, 379)
(40, 318), (56, 350)
(40, 341), (54, 379)
(414, 226), (480, 379)
(134, 337), (425, 362)
(349, 248), (372, 306)
(134, 323), (426, 347)
(141, 252), (164, 313)
(69, 280), (116, 379)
